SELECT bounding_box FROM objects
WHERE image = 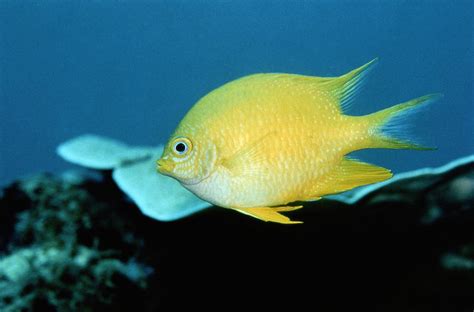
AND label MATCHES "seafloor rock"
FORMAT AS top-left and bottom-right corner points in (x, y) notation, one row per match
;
(0, 155), (473, 311)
